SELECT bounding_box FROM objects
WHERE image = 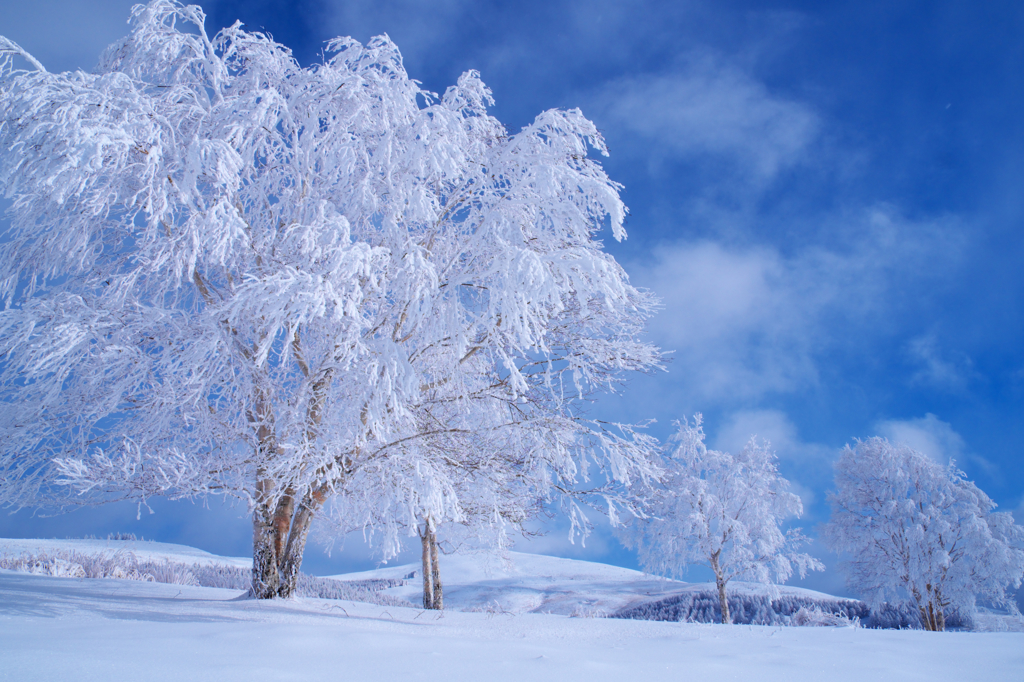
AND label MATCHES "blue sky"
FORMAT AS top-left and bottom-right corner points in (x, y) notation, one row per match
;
(2, 0), (1023, 596)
